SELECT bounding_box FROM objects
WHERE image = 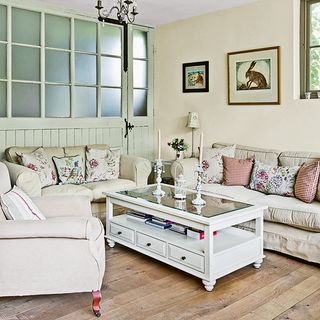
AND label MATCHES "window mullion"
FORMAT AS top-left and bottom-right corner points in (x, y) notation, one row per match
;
(97, 23), (101, 118)
(70, 17), (75, 118)
(7, 5), (11, 118)
(41, 11), (45, 118)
